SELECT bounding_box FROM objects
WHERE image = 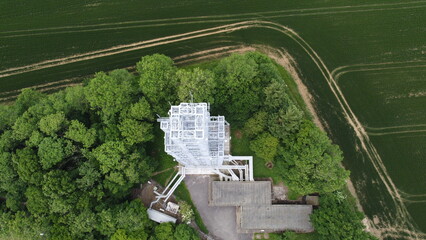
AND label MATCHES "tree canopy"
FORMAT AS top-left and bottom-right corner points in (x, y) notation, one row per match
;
(277, 120), (349, 195)
(311, 193), (377, 240)
(177, 68), (216, 104)
(0, 68), (154, 238)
